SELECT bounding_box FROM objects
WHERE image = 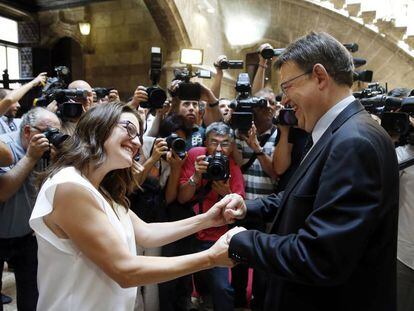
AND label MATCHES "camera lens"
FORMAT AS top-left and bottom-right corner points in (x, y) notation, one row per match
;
(147, 87), (167, 108)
